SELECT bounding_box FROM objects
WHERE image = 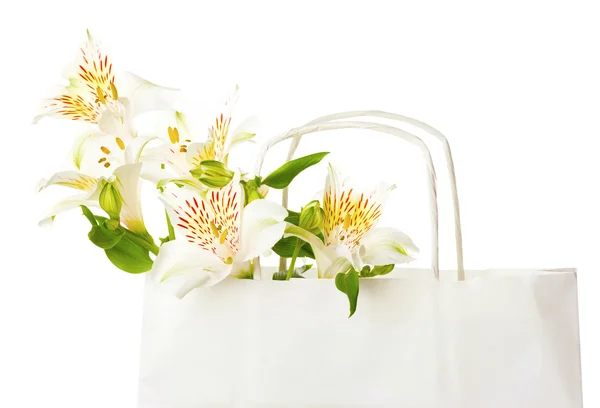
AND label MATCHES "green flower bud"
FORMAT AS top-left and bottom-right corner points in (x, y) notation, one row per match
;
(99, 182), (122, 220)
(190, 160), (234, 188)
(105, 219), (121, 231)
(243, 178), (265, 204)
(299, 200), (325, 234)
